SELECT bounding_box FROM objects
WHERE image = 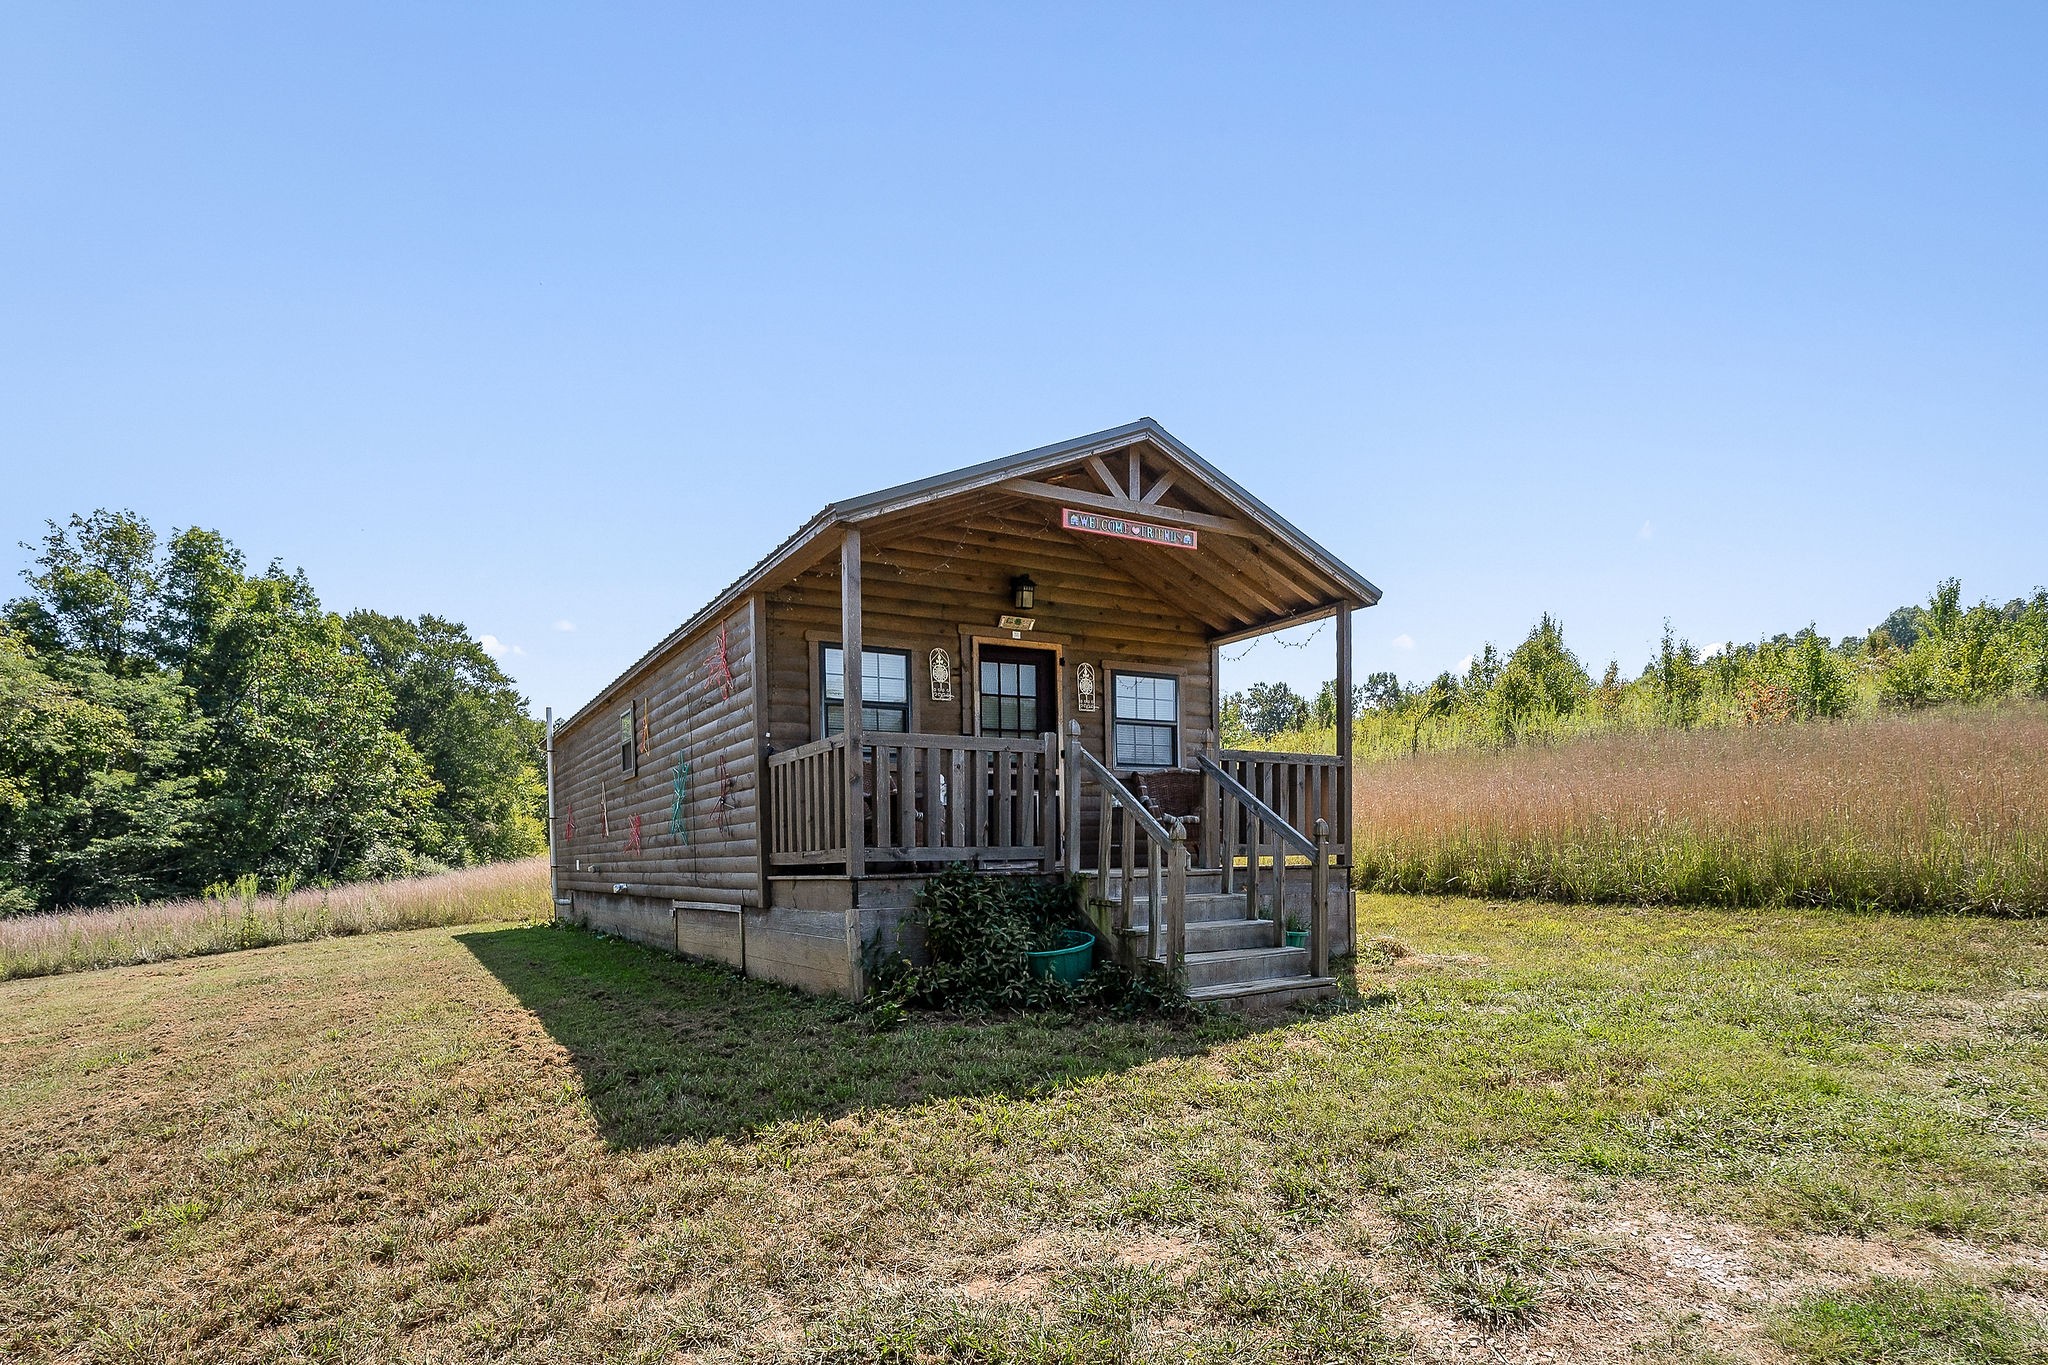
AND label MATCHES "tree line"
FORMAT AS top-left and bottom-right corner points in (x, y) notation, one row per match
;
(1224, 577), (2048, 758)
(0, 510), (545, 915)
